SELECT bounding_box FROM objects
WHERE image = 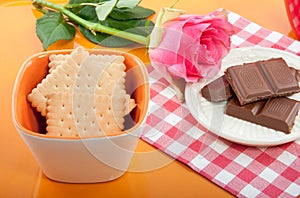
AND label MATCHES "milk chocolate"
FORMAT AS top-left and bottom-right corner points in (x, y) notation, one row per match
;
(290, 66), (300, 81)
(201, 67), (300, 102)
(200, 75), (233, 102)
(225, 97), (300, 133)
(224, 58), (300, 105)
